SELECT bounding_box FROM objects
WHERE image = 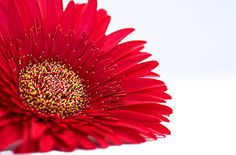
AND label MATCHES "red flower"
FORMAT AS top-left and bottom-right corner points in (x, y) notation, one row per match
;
(0, 0), (172, 153)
